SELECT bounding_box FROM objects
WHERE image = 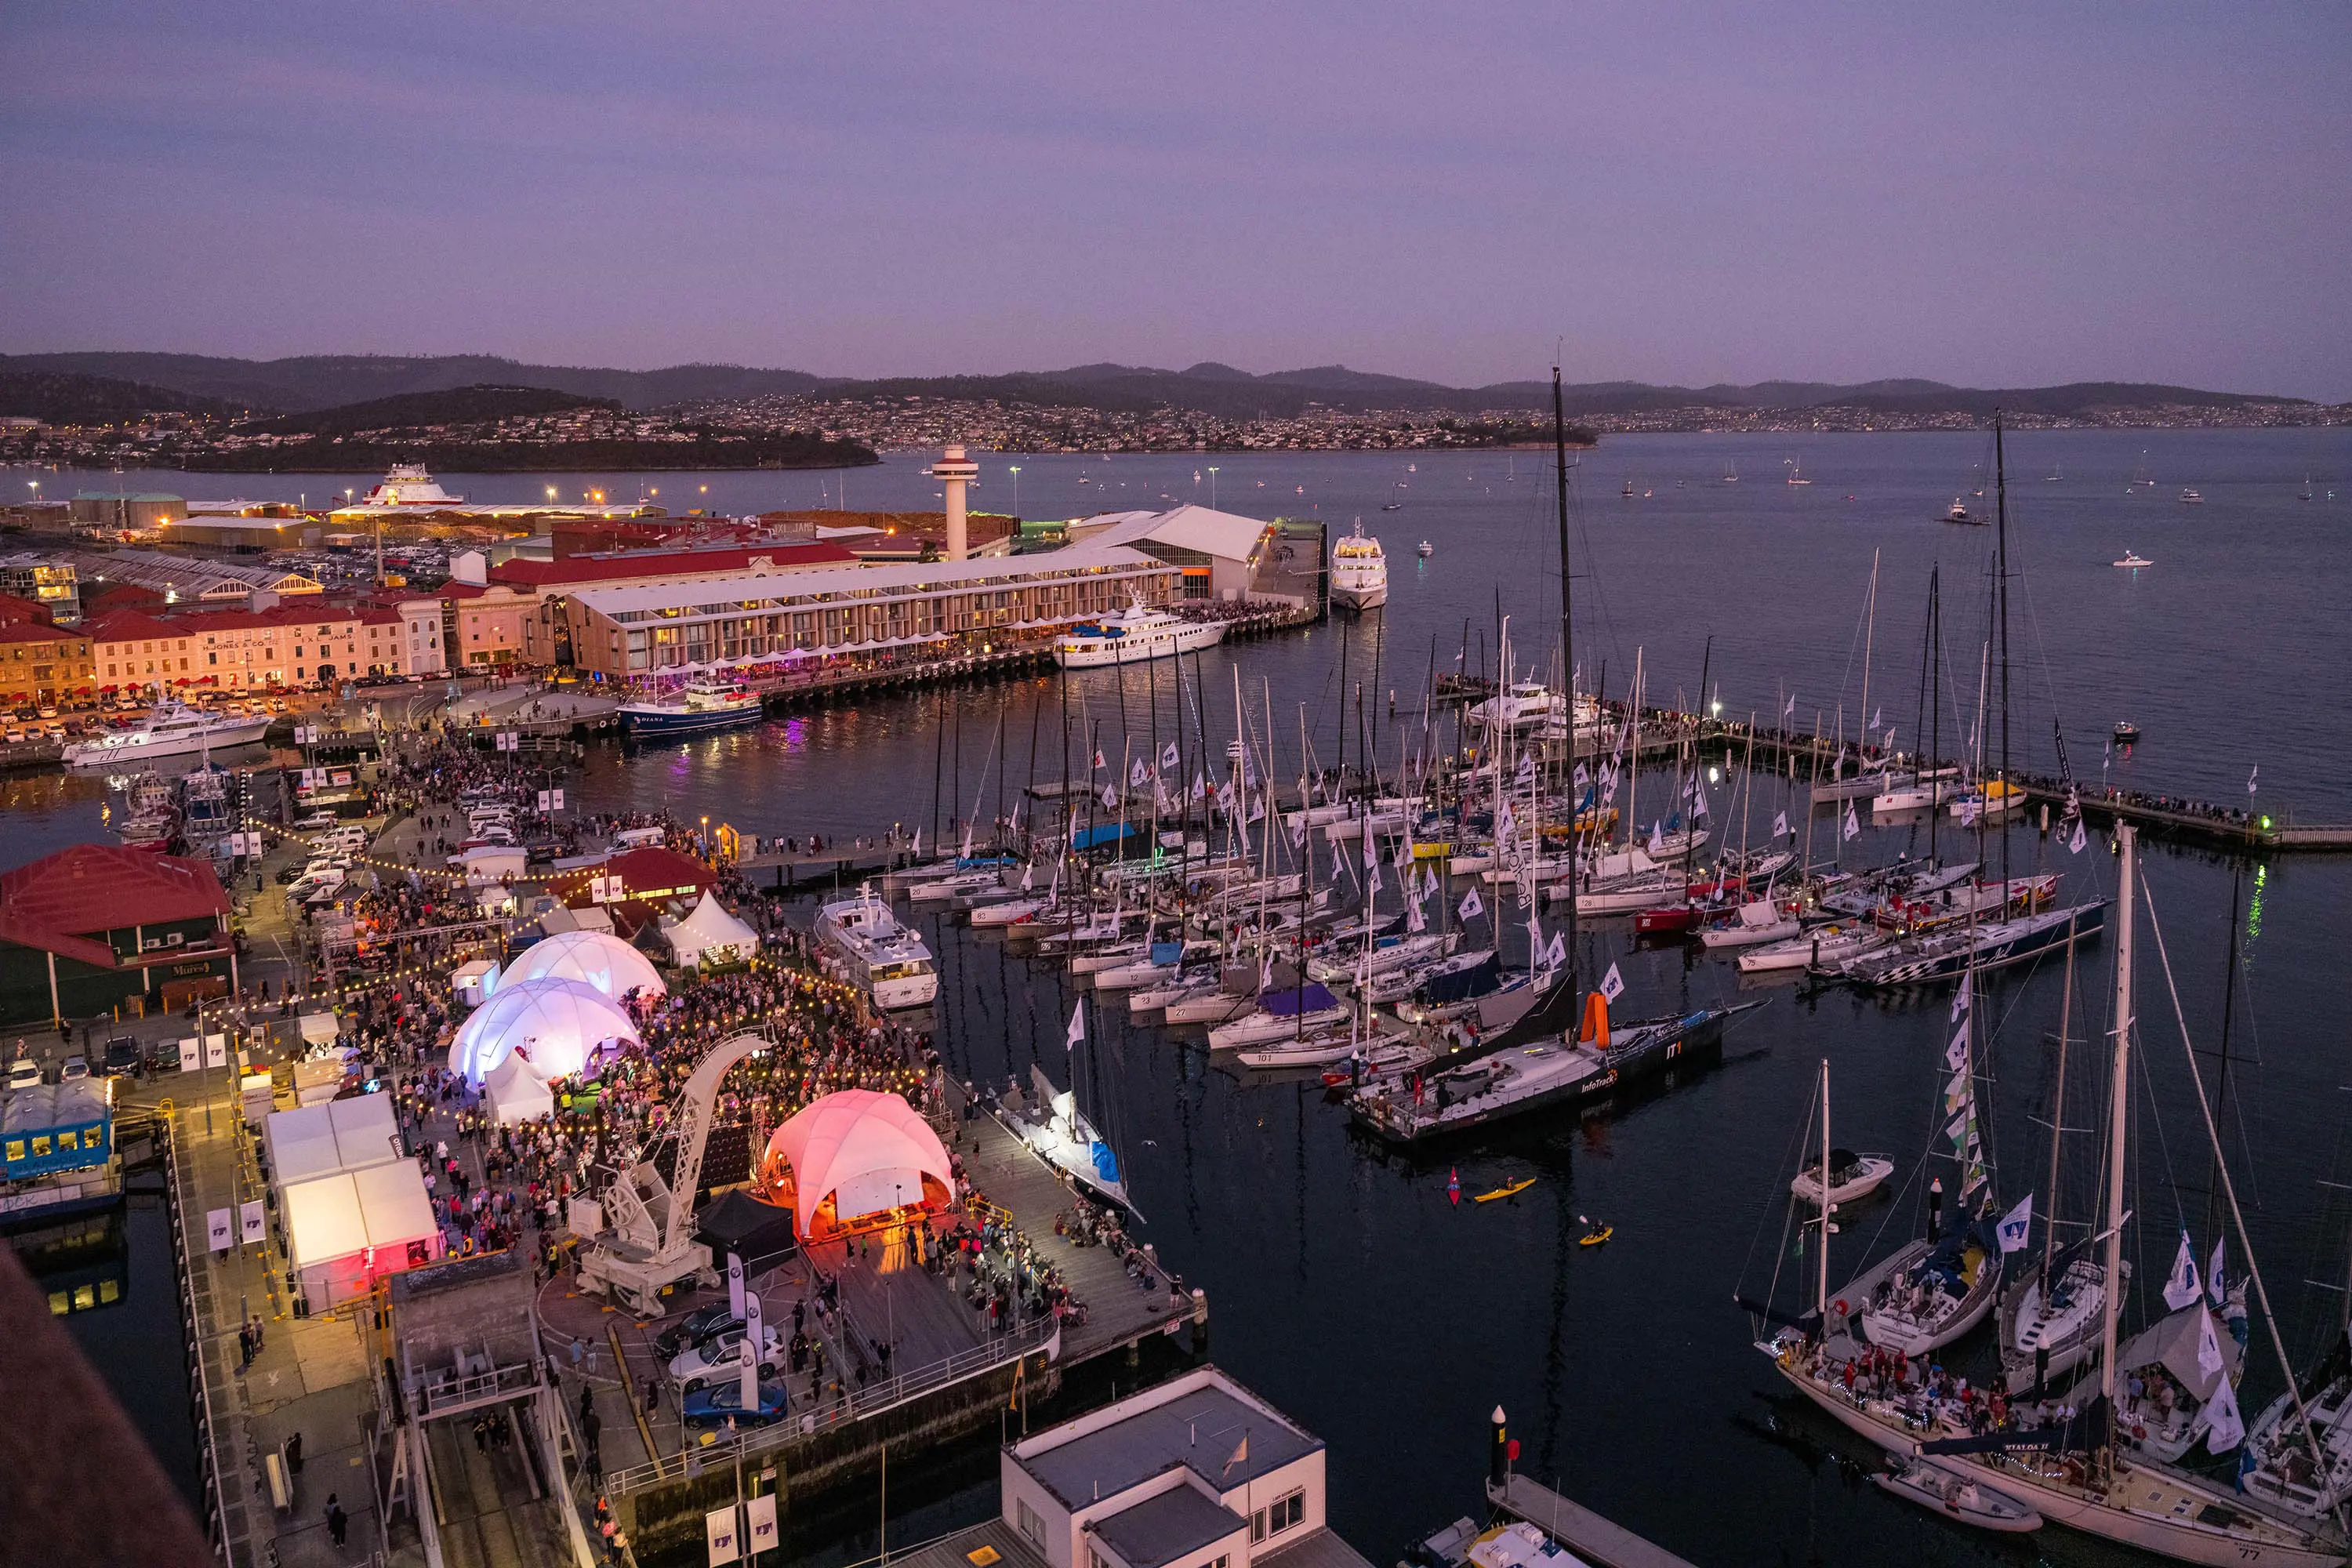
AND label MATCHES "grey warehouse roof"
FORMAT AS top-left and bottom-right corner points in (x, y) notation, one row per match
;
(1092, 1486), (1247, 1568)
(1015, 1381), (1319, 1510)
